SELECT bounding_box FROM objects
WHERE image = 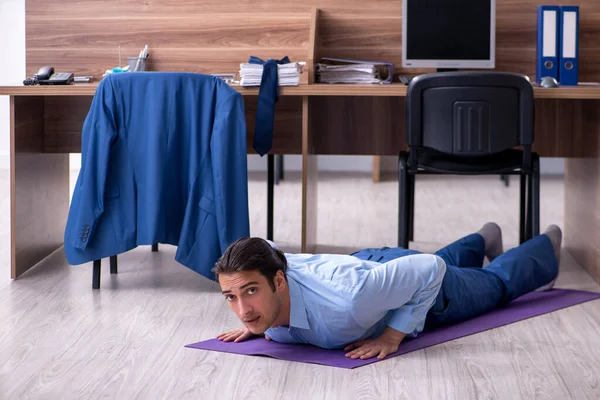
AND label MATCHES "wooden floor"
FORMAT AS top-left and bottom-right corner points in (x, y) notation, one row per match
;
(1, 169), (600, 399)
